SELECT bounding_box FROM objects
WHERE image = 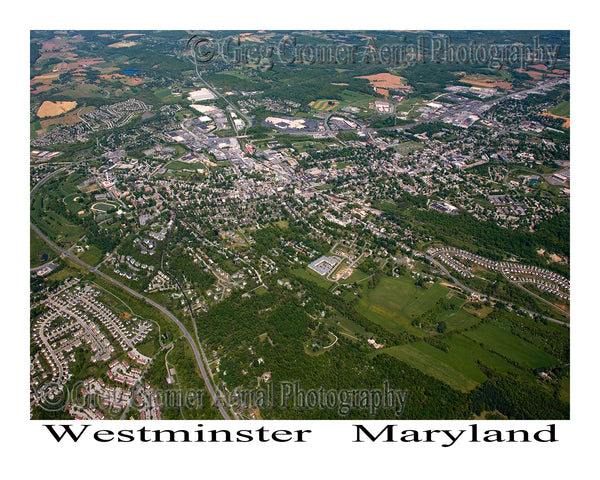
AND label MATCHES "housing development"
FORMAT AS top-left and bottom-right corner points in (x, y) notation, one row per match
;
(30, 30), (570, 420)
